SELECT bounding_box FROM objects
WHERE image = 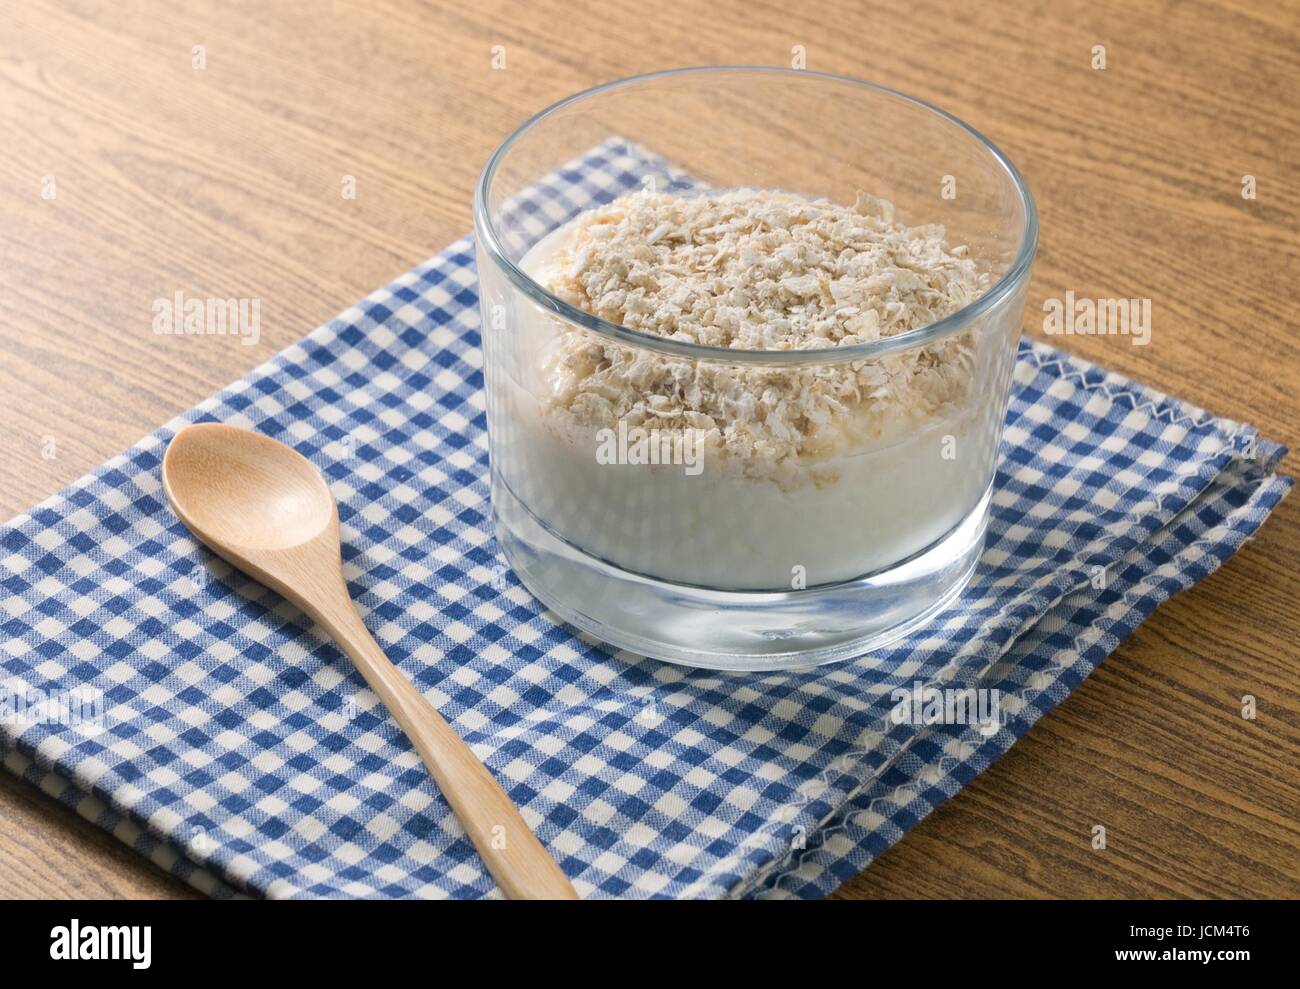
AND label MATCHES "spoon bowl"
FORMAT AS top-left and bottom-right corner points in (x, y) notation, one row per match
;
(164, 423), (335, 551)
